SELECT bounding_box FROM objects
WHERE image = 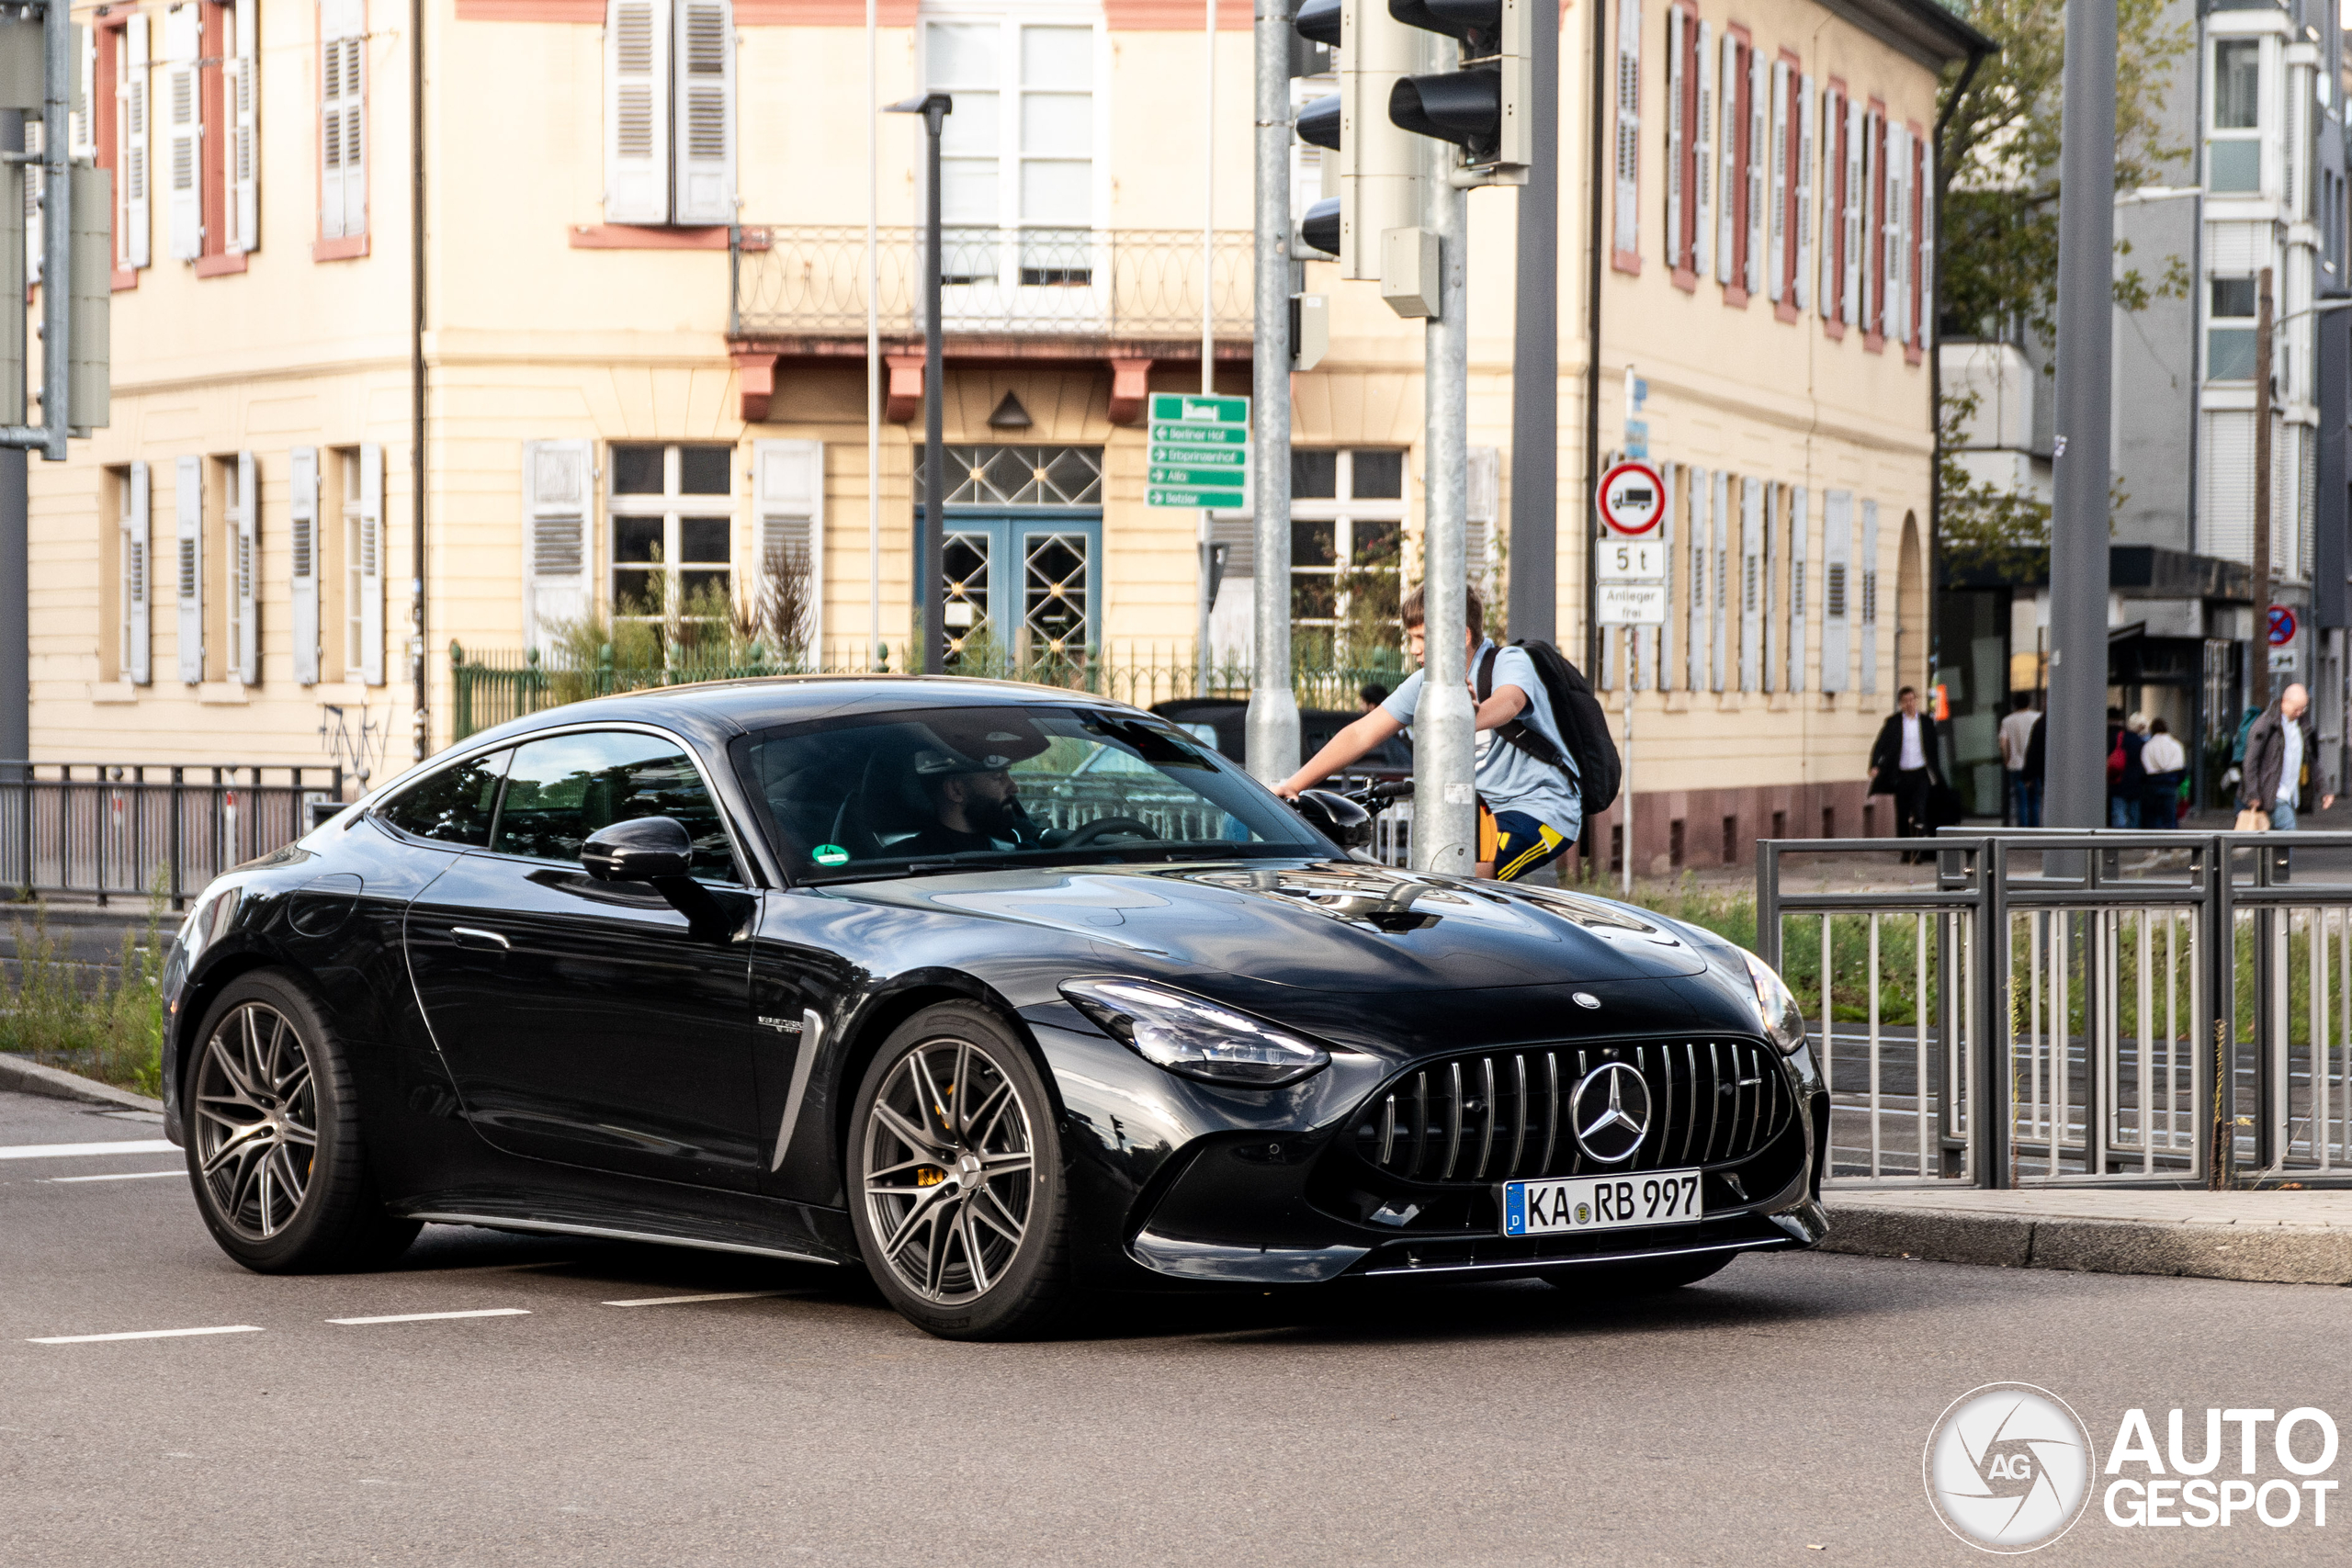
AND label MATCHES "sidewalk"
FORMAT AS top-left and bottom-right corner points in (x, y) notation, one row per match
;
(1822, 1187), (2352, 1286)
